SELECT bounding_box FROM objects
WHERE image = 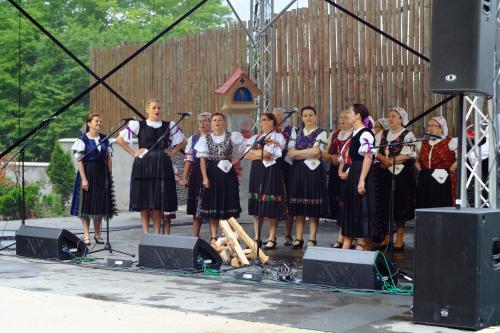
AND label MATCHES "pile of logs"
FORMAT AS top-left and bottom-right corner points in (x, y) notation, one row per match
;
(211, 217), (269, 268)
